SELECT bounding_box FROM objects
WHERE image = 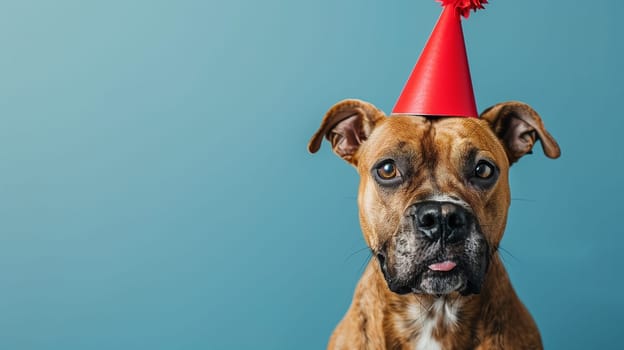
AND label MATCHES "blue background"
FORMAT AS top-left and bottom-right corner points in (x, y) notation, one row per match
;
(1, 0), (622, 348)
